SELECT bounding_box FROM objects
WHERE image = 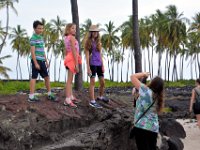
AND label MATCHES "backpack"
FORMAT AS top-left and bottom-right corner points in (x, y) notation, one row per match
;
(193, 88), (200, 114)
(194, 88), (200, 103)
